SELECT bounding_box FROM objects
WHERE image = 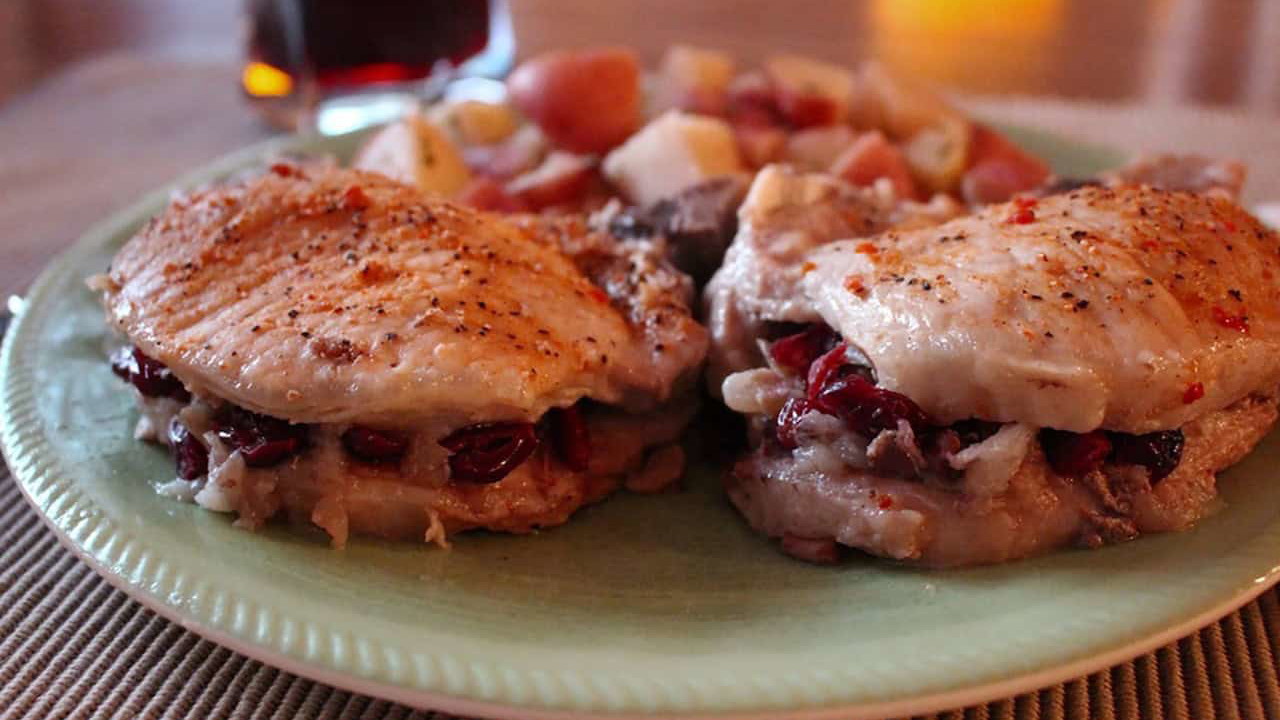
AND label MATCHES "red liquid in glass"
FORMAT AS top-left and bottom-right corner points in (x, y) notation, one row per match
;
(244, 0), (493, 94)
